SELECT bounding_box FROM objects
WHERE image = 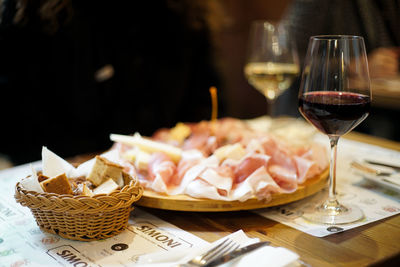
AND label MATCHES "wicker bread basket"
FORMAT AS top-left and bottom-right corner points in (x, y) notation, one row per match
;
(15, 172), (143, 241)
